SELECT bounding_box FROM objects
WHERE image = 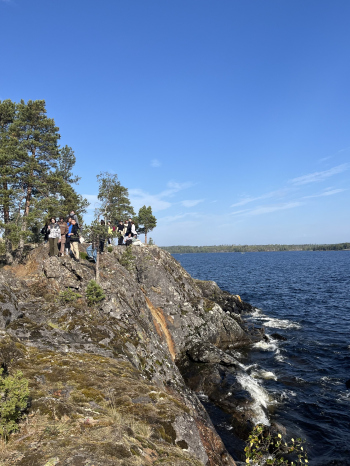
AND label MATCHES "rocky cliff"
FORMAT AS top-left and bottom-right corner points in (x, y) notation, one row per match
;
(0, 244), (262, 466)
